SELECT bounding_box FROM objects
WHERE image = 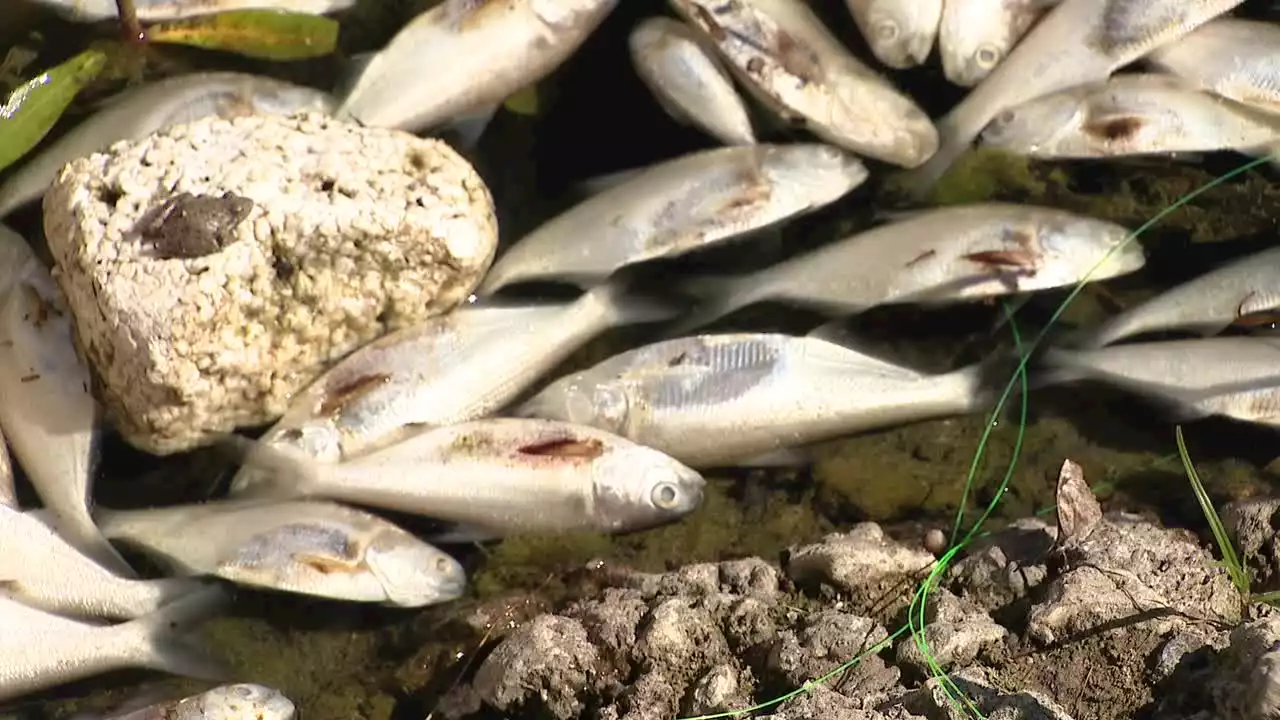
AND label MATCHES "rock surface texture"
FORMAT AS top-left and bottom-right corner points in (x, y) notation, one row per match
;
(43, 111), (498, 454)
